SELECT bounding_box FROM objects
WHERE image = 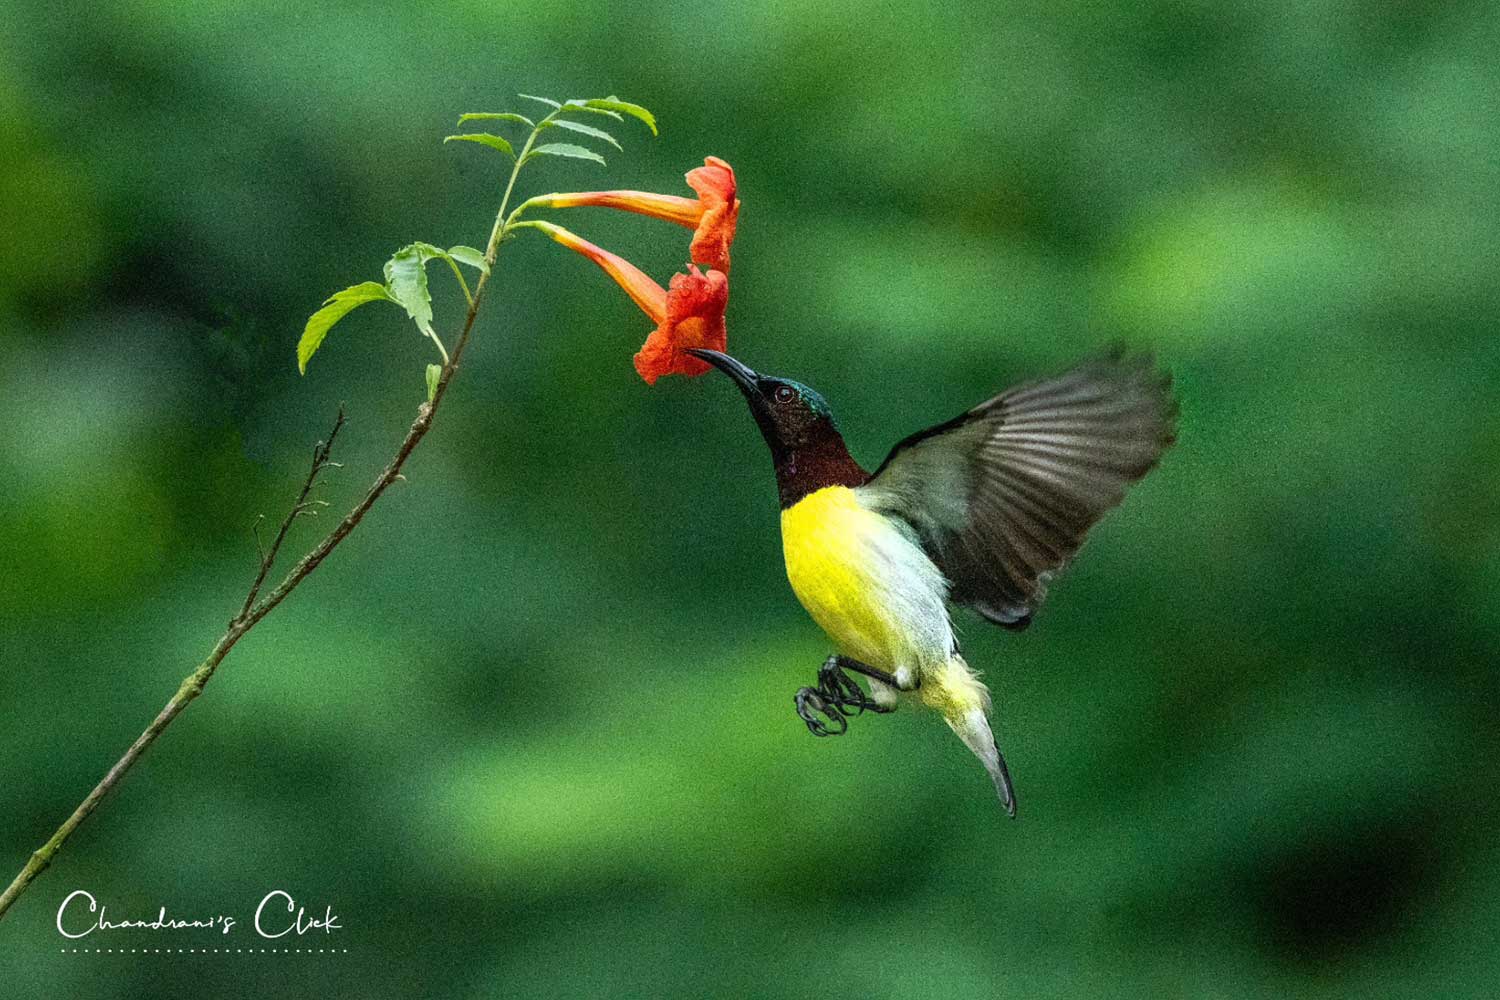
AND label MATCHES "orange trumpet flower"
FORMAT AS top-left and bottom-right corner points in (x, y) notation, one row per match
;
(533, 221), (728, 384)
(531, 157), (740, 273)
